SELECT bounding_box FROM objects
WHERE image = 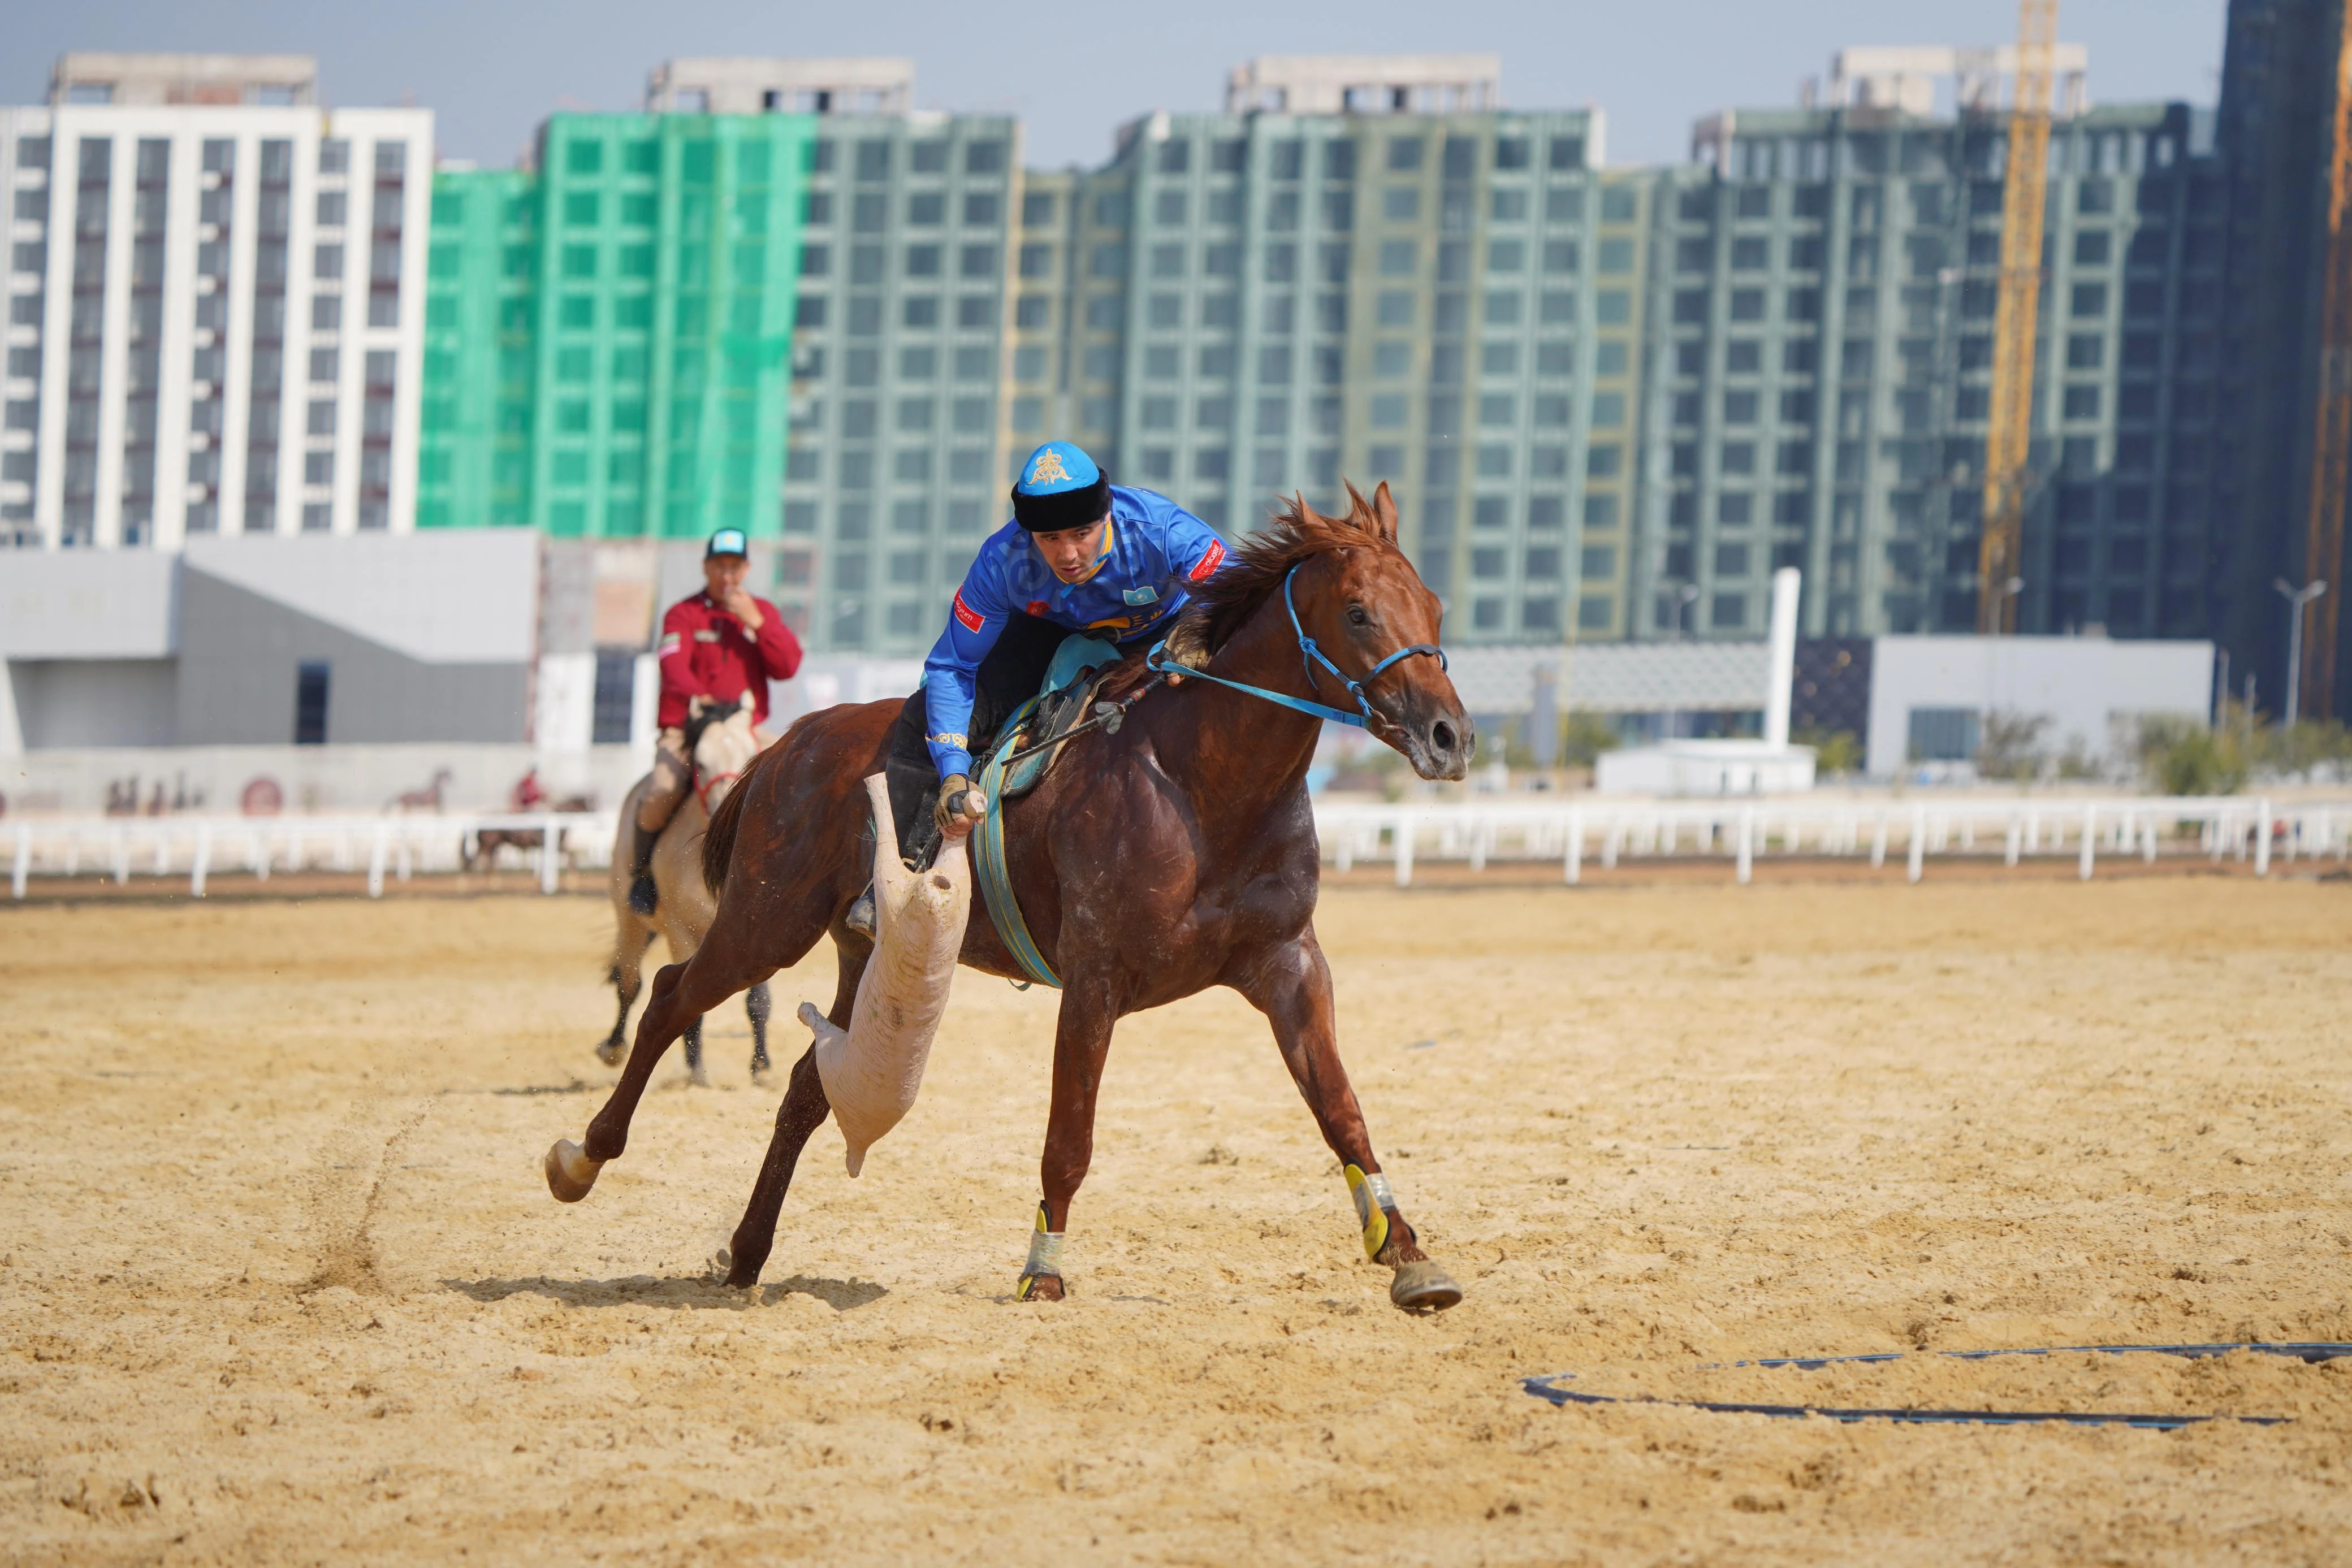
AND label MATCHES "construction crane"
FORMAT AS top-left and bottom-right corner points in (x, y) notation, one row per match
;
(1977, 0), (2059, 635)
(2299, 7), (2352, 722)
